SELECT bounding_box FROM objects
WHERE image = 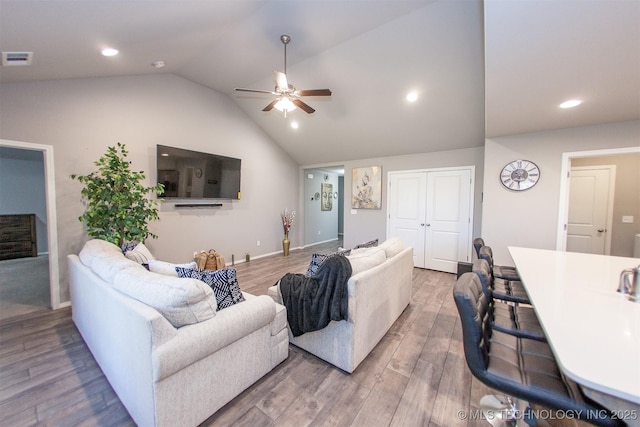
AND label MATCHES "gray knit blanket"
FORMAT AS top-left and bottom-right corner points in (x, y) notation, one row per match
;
(279, 255), (352, 337)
